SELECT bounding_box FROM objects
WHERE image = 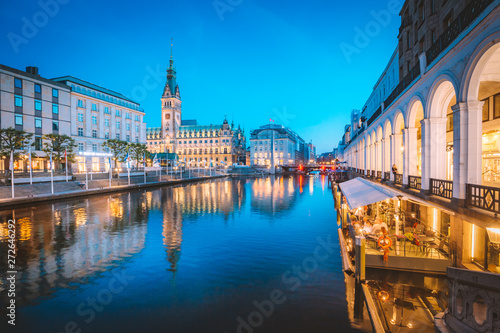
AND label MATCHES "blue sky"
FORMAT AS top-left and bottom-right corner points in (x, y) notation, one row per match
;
(0, 0), (403, 153)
